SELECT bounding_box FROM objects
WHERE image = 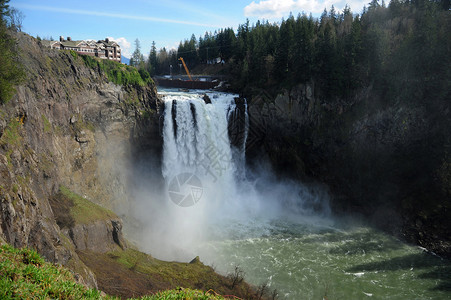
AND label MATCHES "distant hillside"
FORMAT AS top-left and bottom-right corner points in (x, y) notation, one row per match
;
(122, 56), (130, 65)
